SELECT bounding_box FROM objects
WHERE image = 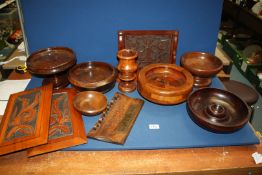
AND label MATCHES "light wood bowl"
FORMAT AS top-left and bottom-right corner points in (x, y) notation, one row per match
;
(73, 91), (107, 116)
(137, 63), (193, 105)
